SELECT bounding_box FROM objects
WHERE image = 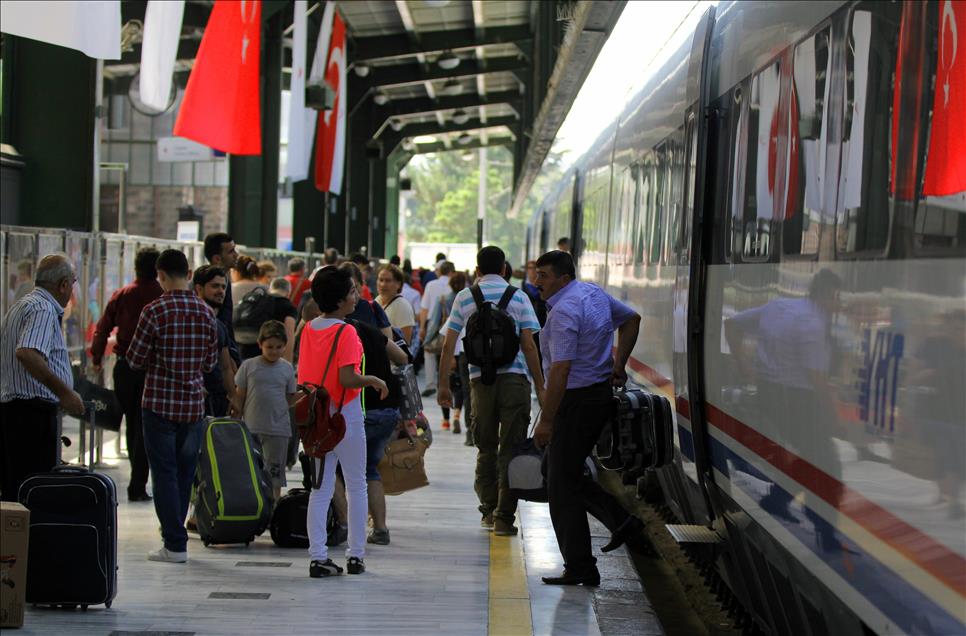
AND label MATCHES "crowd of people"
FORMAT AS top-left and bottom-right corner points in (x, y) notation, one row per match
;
(1, 232), (649, 586)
